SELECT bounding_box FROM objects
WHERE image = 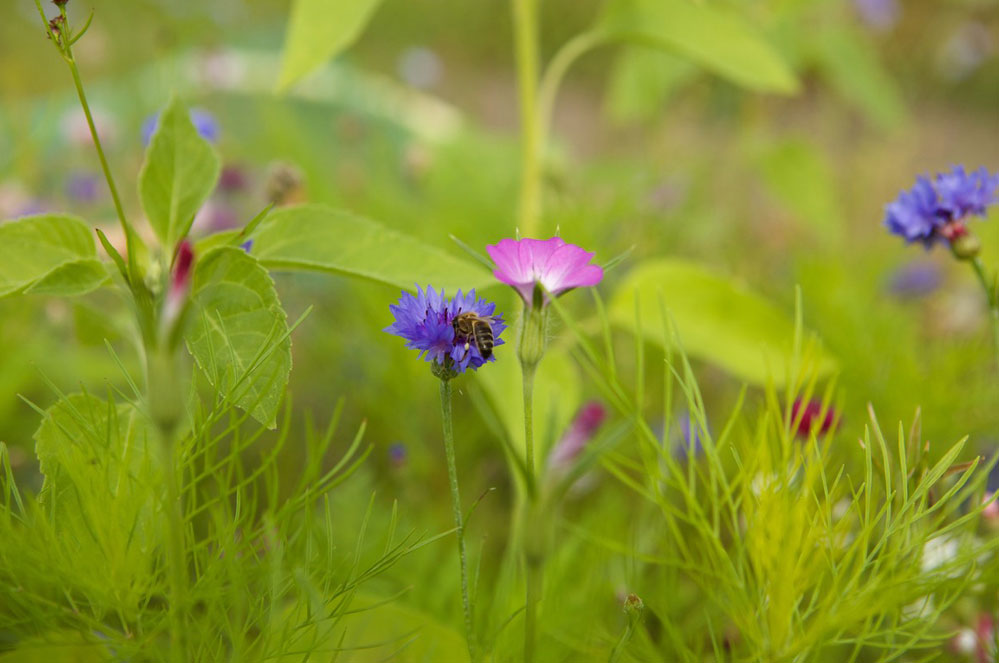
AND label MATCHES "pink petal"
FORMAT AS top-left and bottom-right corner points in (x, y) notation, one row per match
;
(539, 243), (602, 294)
